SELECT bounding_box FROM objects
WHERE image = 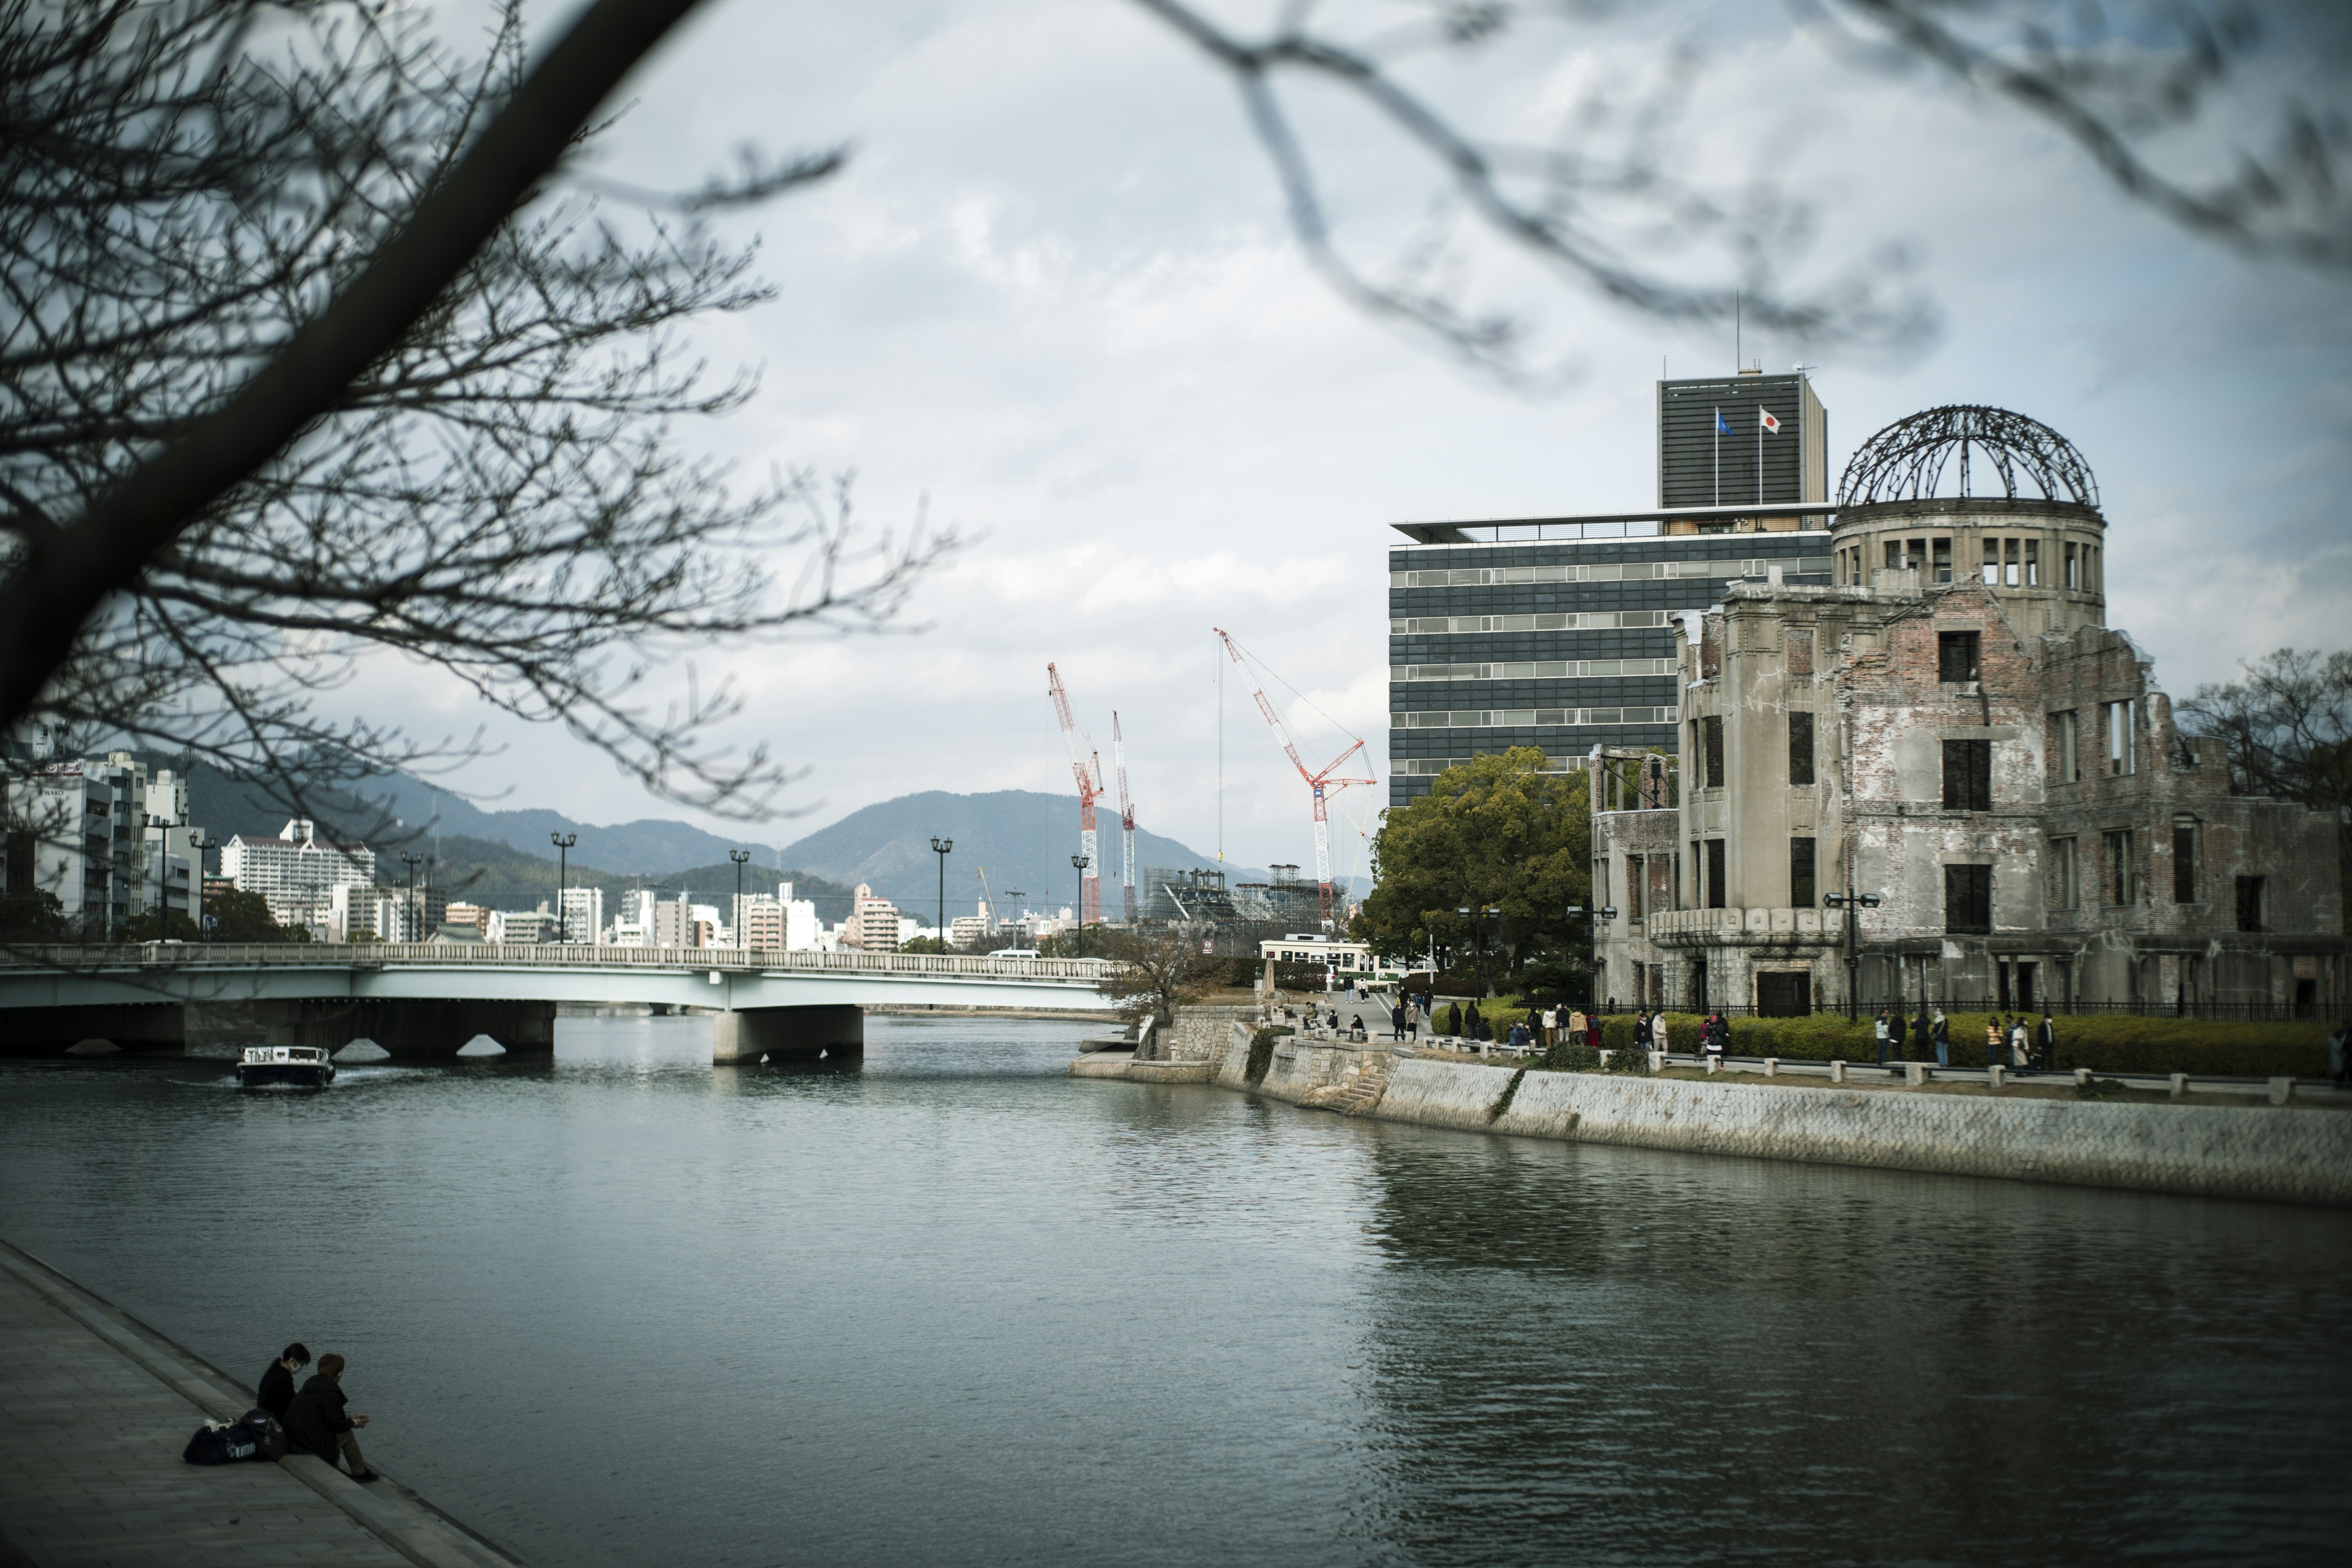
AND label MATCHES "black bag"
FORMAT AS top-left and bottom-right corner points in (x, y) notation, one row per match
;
(240, 1408), (290, 1462)
(181, 1420), (258, 1465)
